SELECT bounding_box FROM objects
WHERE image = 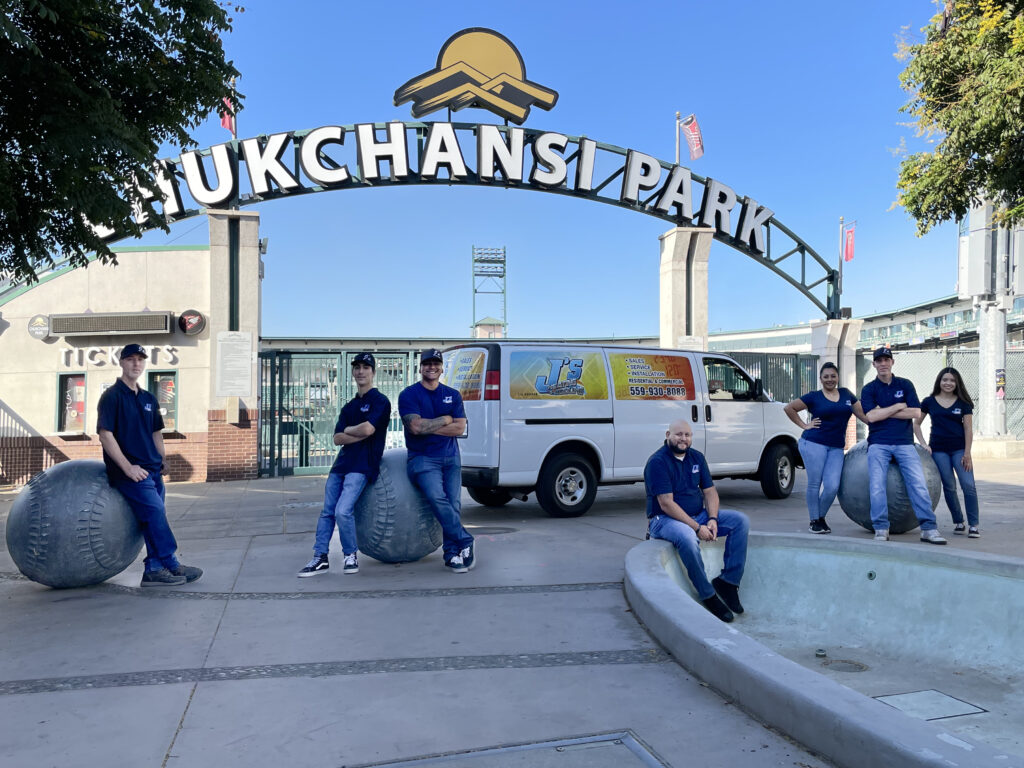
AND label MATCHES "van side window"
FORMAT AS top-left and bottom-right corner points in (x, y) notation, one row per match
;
(703, 358), (754, 401)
